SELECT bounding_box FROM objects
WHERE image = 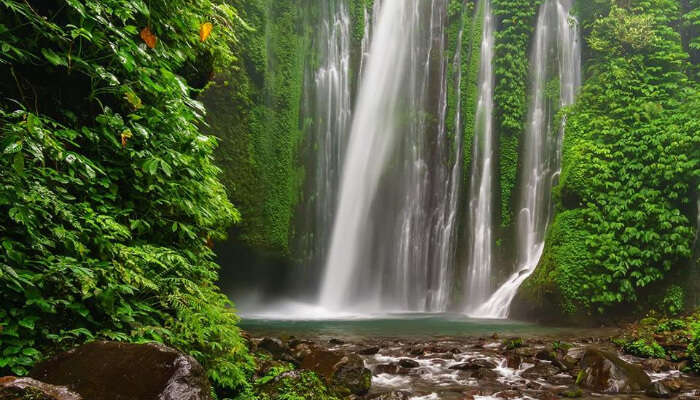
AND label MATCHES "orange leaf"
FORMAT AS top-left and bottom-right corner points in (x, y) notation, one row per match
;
(121, 129), (133, 148)
(140, 26), (157, 49)
(199, 22), (213, 42)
